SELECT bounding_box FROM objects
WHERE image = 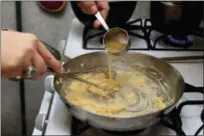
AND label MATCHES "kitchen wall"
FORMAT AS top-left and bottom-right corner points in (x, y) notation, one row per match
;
(1, 1), (150, 135)
(1, 1), (22, 135)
